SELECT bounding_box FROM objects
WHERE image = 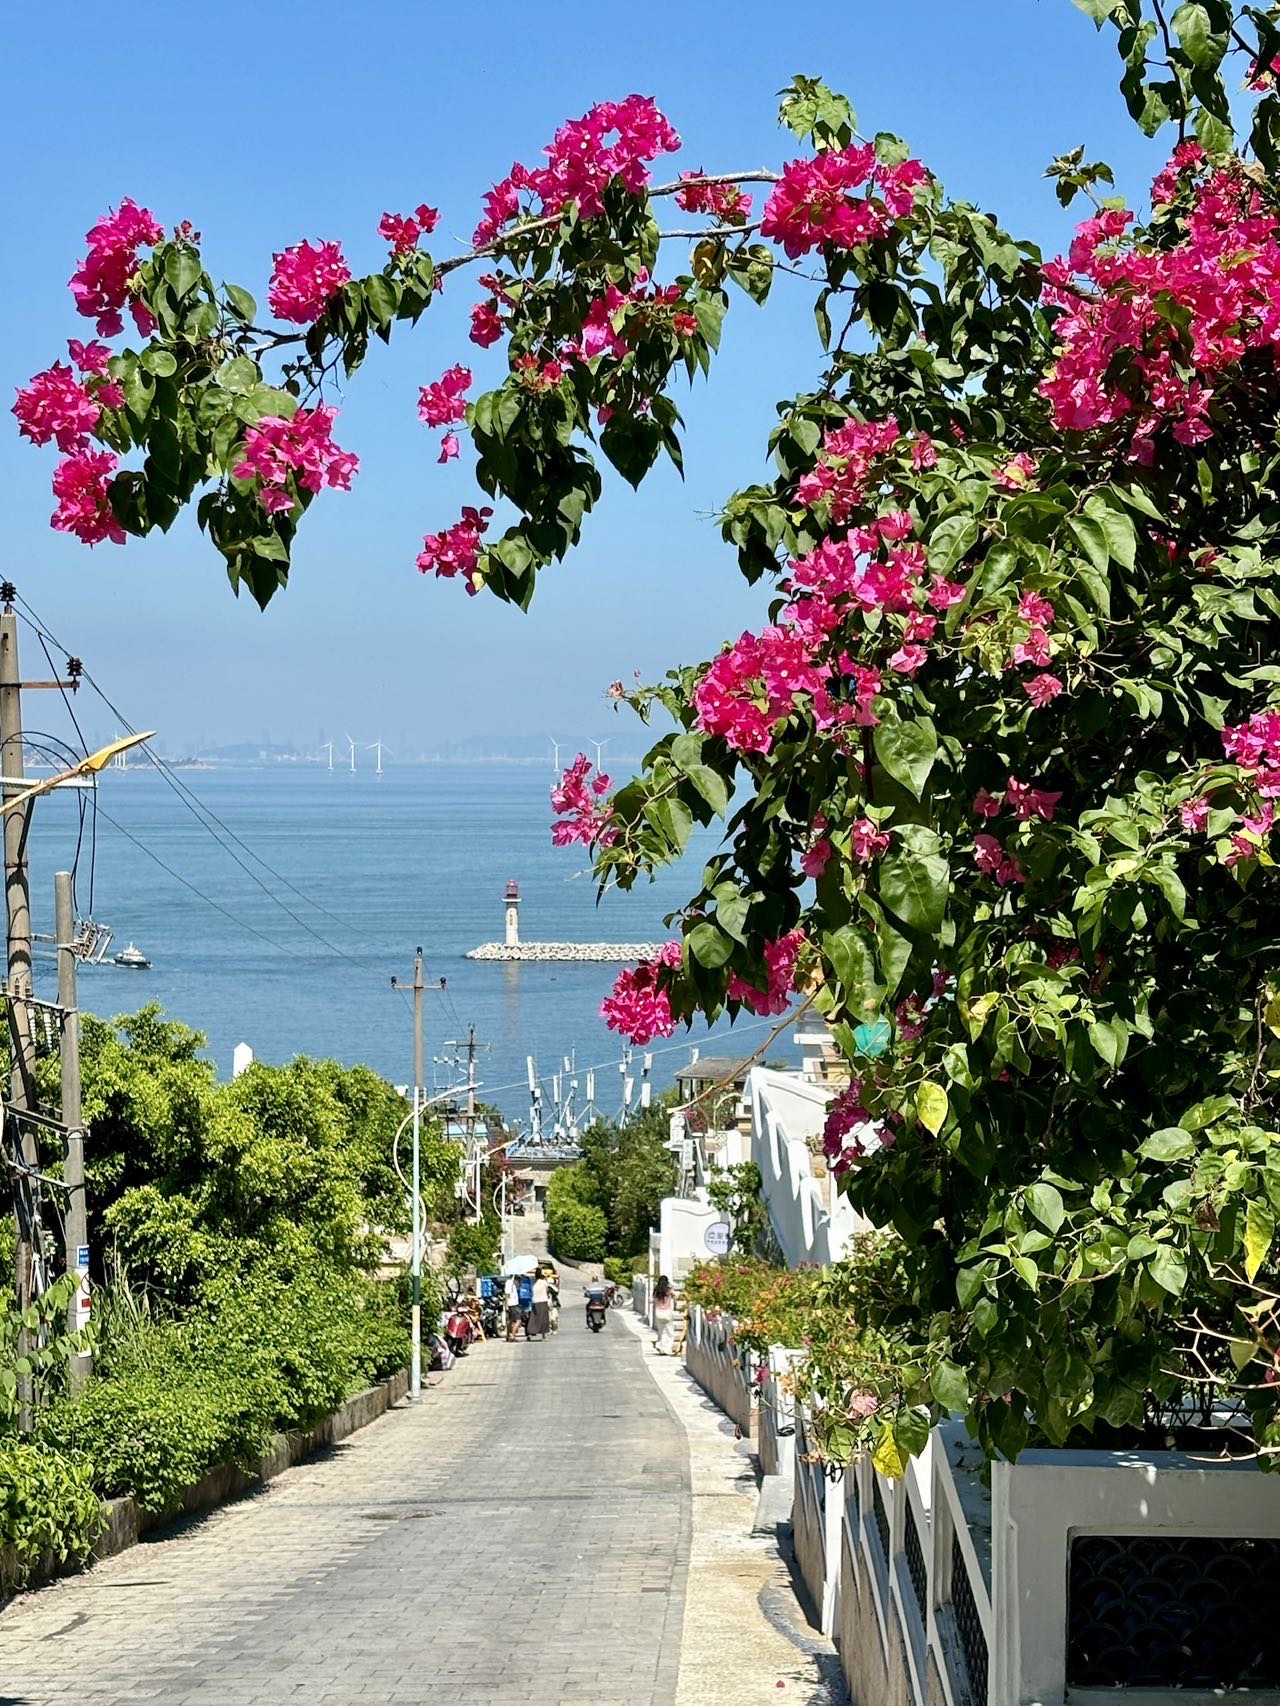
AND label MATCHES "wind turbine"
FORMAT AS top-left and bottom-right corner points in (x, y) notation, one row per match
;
(590, 738), (610, 770)
(548, 735), (562, 773)
(366, 738), (391, 777)
(320, 740), (335, 772)
(346, 734), (357, 774)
